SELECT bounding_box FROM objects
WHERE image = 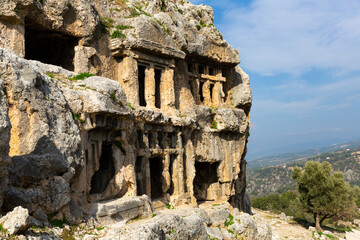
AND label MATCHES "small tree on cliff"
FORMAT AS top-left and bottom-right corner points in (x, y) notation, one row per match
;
(292, 161), (359, 231)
